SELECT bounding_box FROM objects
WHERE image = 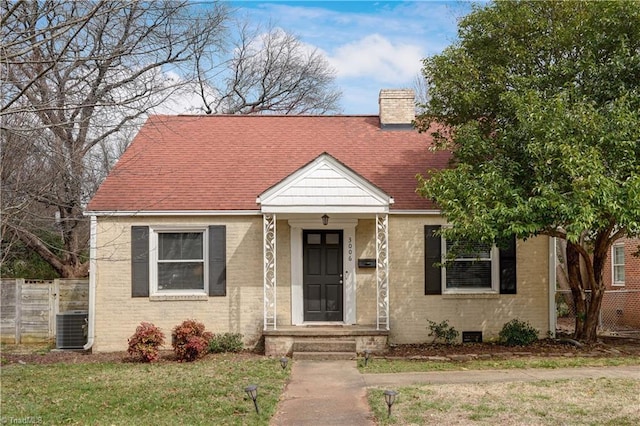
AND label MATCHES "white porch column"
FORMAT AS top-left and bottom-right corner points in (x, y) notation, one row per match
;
(376, 214), (389, 330)
(263, 214), (277, 330)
